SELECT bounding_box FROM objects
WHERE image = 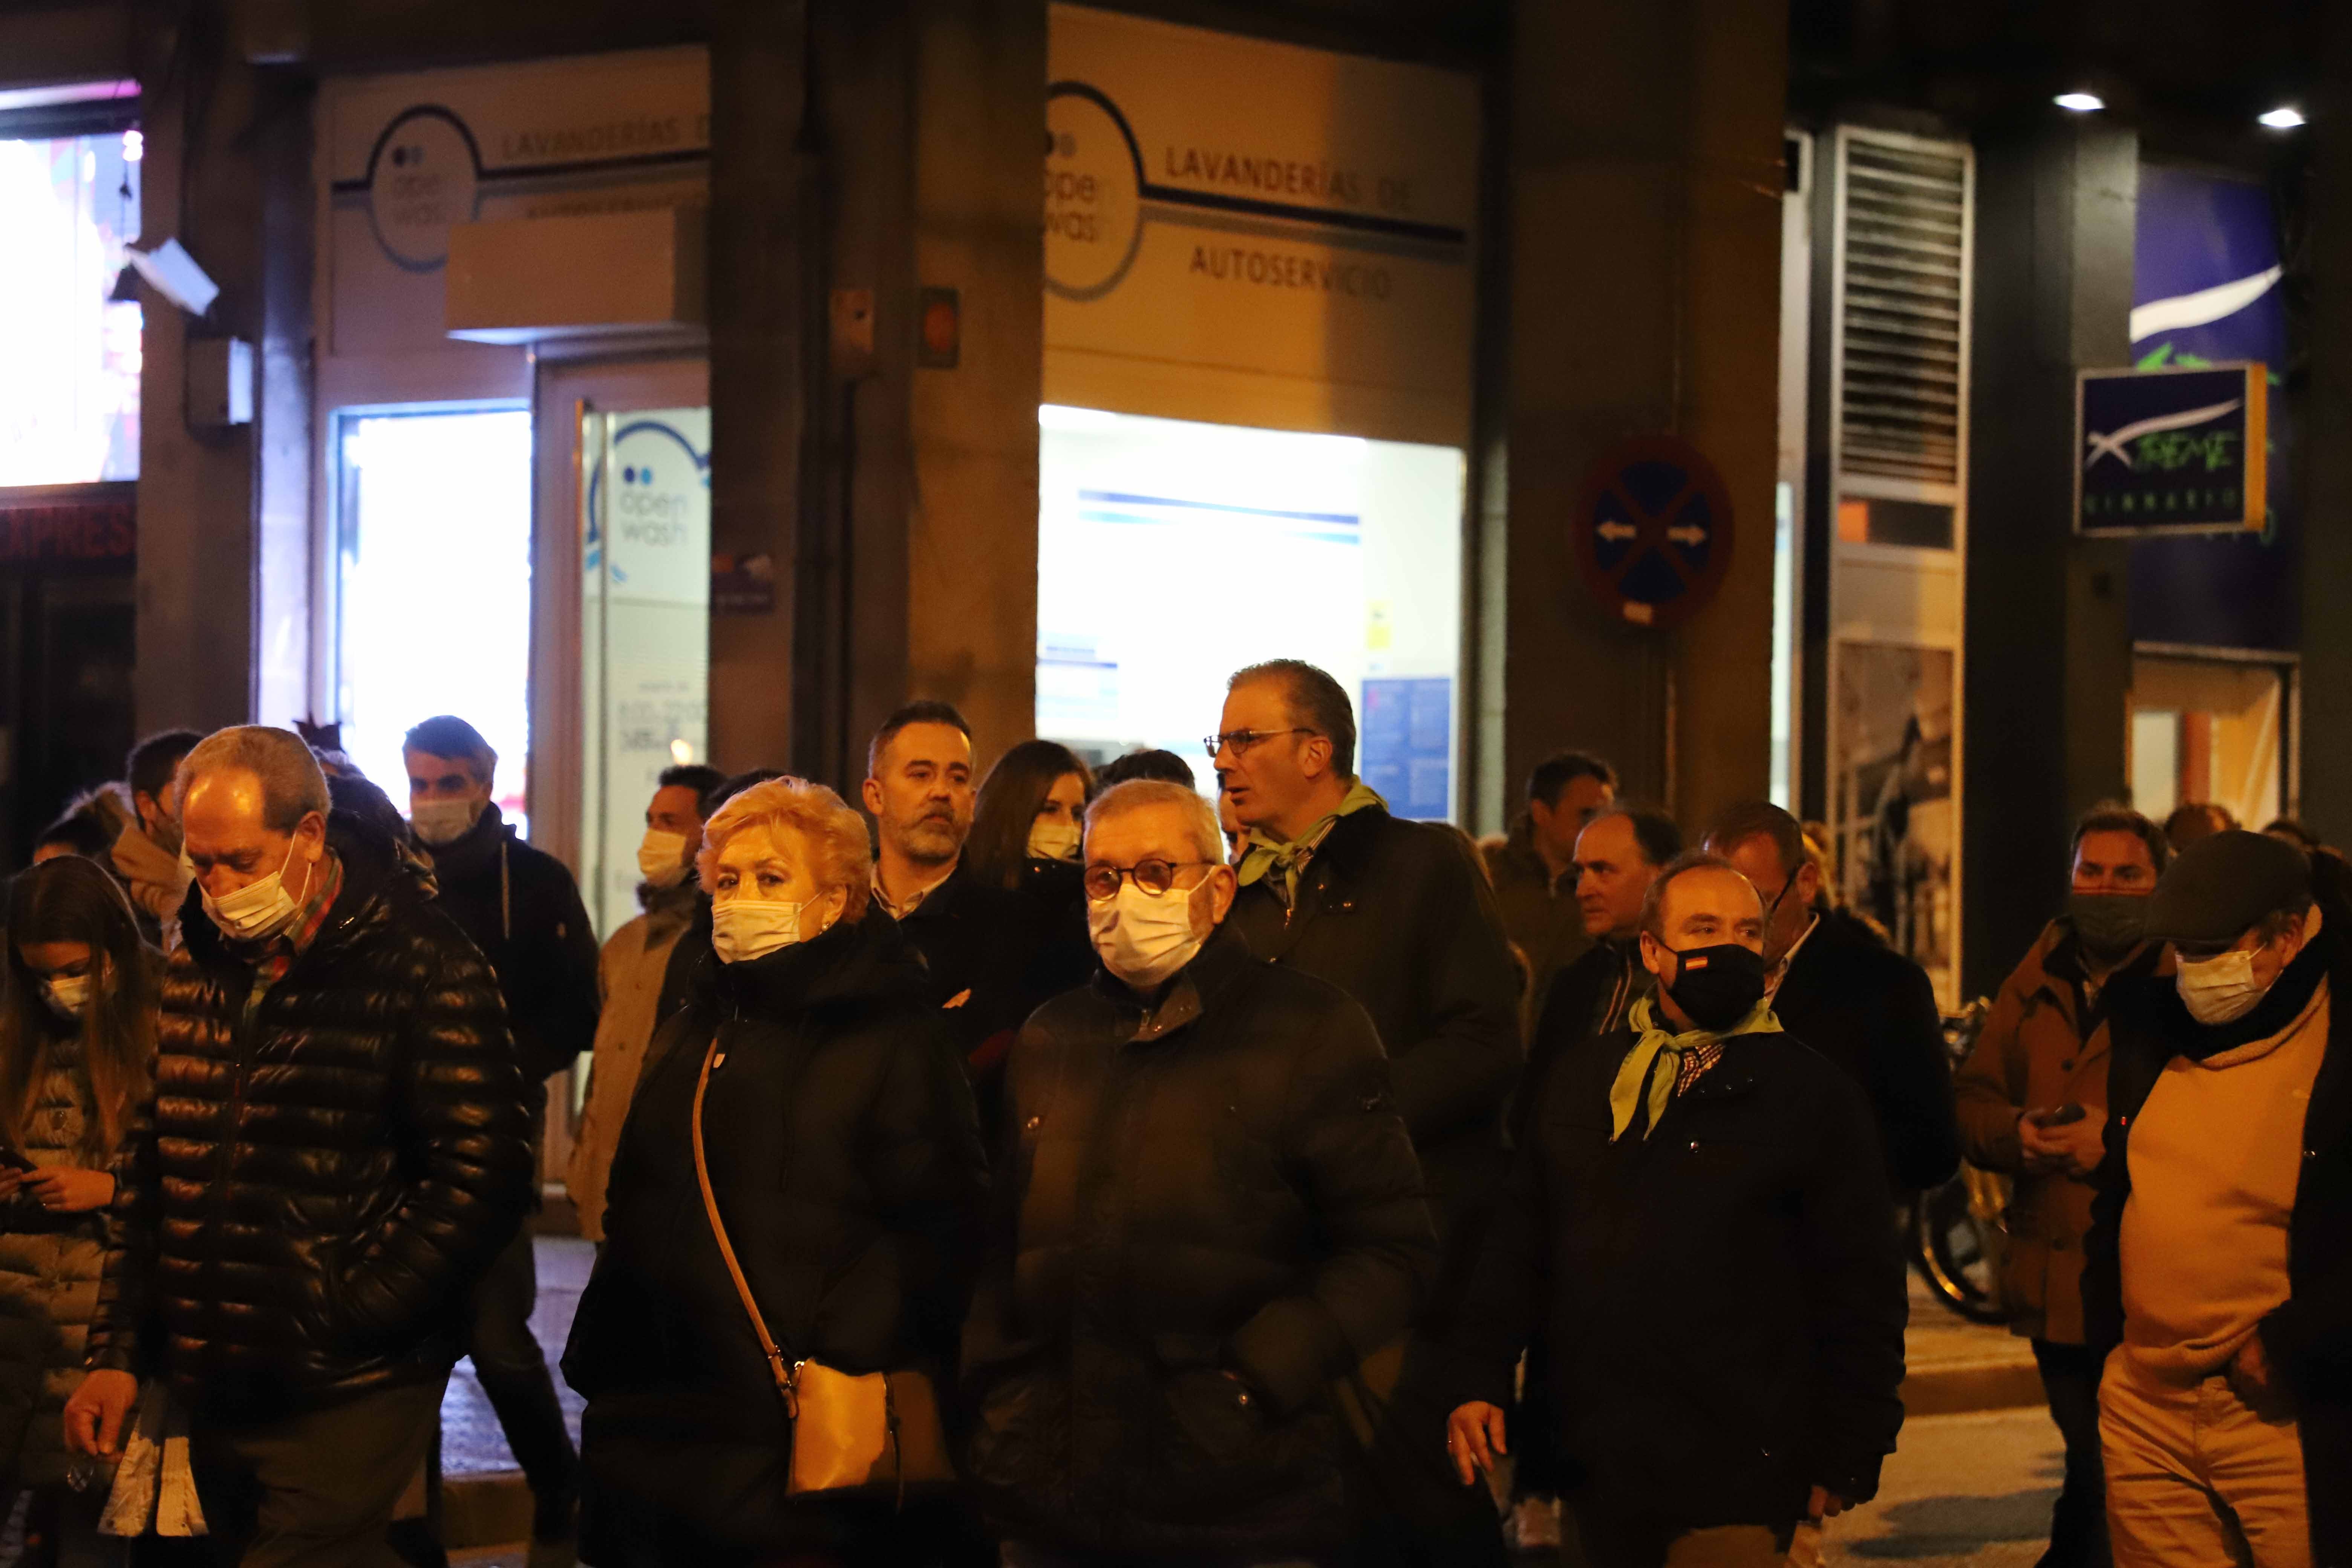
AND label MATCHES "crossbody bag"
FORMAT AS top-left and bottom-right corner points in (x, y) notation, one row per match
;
(689, 1035), (954, 1503)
